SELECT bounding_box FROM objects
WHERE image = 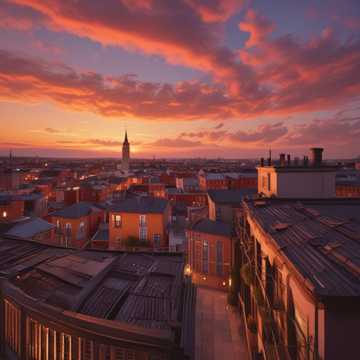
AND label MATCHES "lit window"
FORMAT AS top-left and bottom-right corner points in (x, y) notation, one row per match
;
(114, 214), (122, 228)
(65, 223), (72, 237)
(3, 211), (7, 218)
(139, 214), (146, 226)
(202, 240), (209, 274)
(216, 241), (223, 276)
(78, 221), (86, 239)
(139, 227), (147, 241)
